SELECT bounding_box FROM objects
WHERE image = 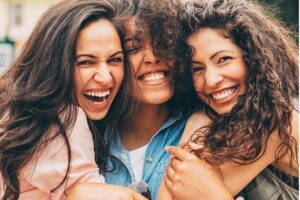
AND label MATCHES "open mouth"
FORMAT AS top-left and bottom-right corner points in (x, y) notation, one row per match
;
(83, 90), (110, 104)
(211, 86), (238, 101)
(138, 71), (169, 82)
